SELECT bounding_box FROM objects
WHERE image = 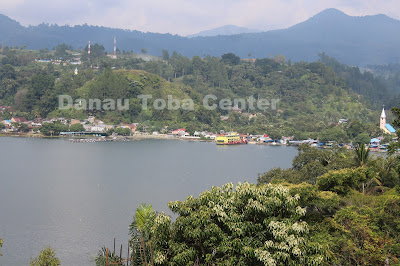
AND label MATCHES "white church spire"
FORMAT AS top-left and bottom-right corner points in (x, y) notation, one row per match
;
(381, 107), (386, 118)
(380, 106), (387, 132)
